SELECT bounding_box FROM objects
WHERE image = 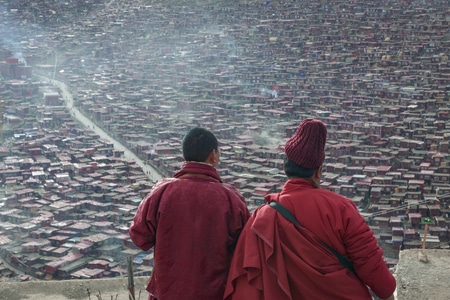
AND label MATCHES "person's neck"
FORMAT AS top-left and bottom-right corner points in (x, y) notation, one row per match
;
(289, 177), (320, 188)
(186, 161), (215, 168)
